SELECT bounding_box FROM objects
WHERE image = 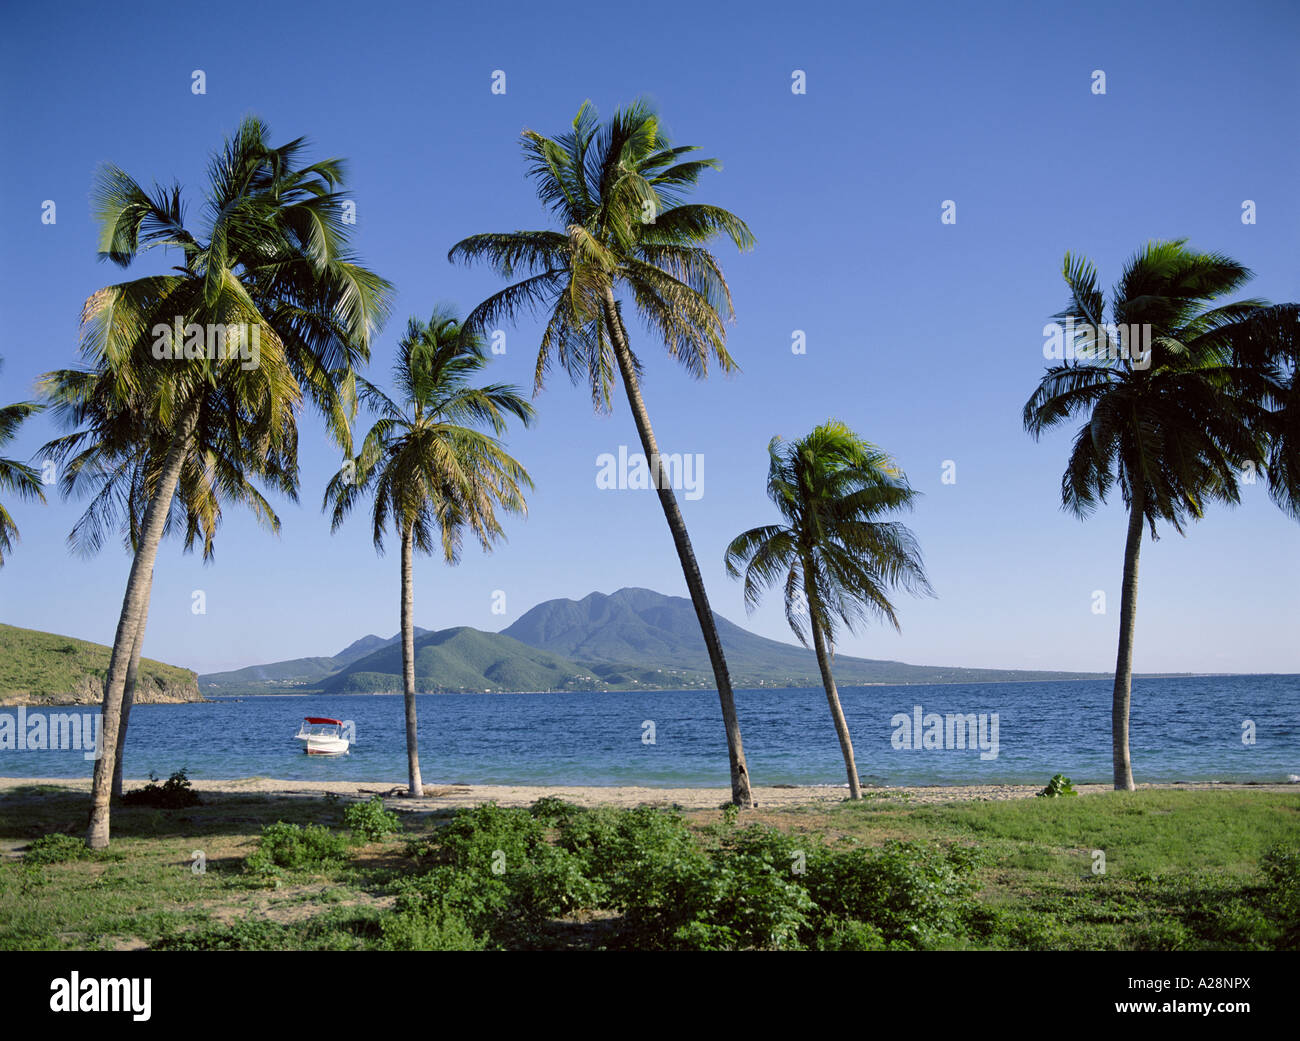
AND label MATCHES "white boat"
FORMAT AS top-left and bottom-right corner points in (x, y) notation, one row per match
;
(295, 716), (350, 756)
